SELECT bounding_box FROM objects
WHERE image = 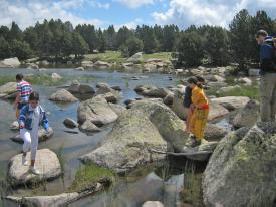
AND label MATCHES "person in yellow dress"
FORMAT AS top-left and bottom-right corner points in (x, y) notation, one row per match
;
(187, 77), (209, 146)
